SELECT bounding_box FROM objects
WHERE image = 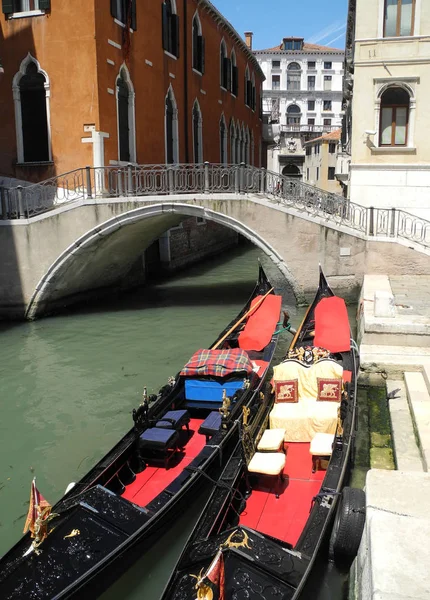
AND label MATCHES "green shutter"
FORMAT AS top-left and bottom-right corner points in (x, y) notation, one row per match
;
(2, 0), (15, 14)
(172, 13), (179, 58)
(200, 36), (205, 74)
(130, 0), (136, 31)
(162, 3), (168, 51)
(38, 0), (50, 9)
